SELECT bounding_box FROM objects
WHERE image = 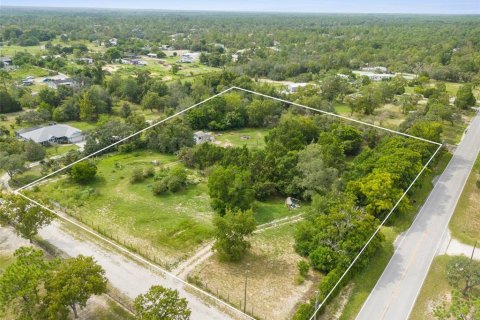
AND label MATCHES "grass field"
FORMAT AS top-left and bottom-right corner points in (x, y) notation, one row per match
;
(0, 44), (46, 56)
(409, 255), (453, 320)
(213, 128), (269, 149)
(449, 152), (480, 245)
(45, 144), (79, 157)
(9, 65), (50, 80)
(32, 150), (299, 268)
(189, 223), (321, 320)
